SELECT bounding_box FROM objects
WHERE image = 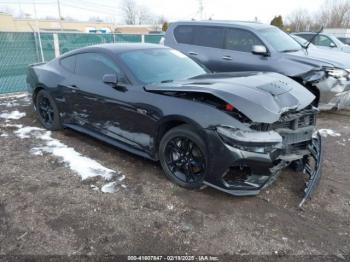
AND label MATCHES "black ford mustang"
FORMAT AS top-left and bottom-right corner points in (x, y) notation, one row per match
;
(26, 43), (323, 206)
